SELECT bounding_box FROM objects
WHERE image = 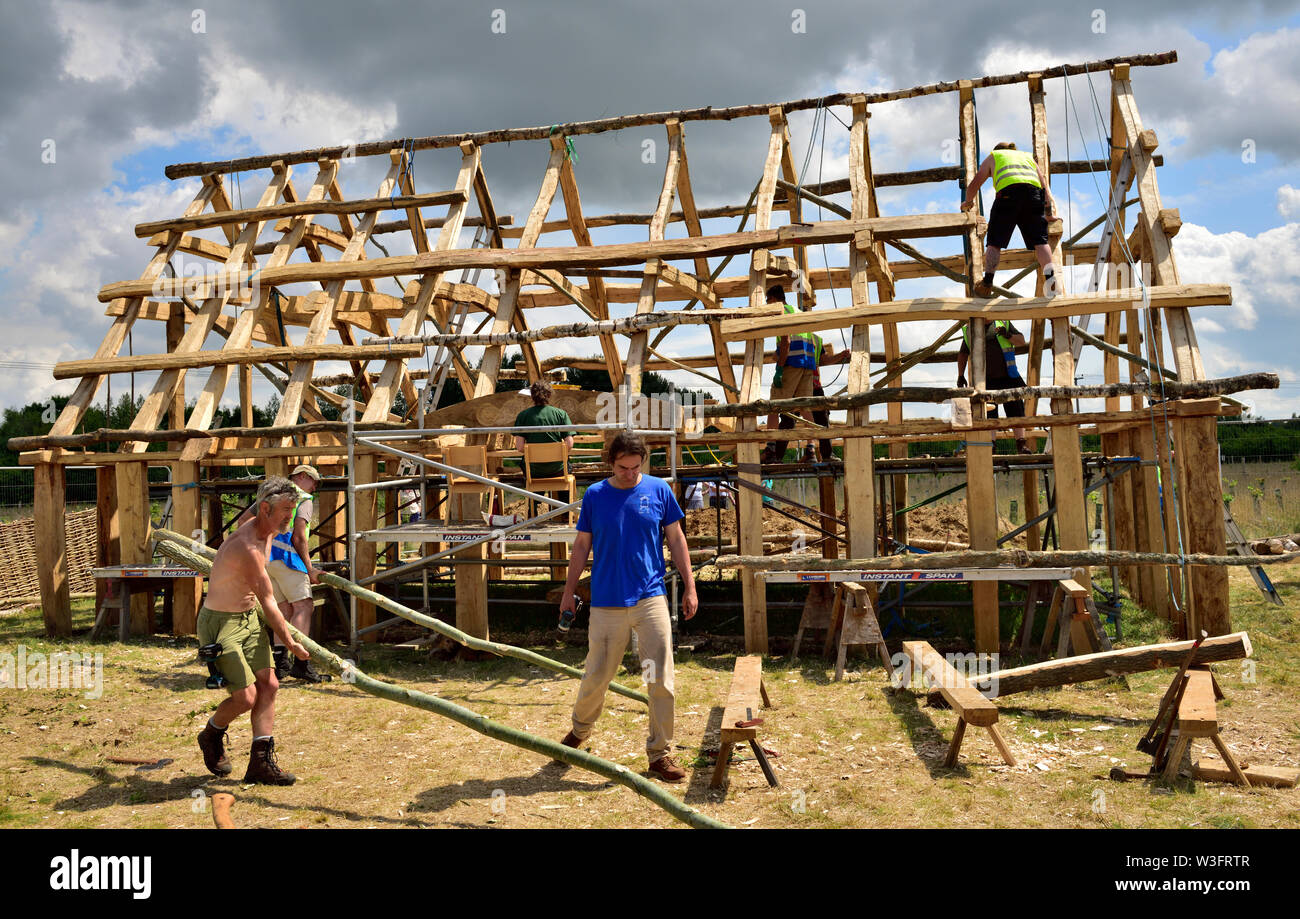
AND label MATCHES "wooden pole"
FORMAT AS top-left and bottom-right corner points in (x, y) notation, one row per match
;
(94, 465), (119, 617)
(34, 462), (71, 636)
(115, 461), (152, 634)
(979, 632), (1251, 697)
(151, 539), (718, 827)
(152, 531), (646, 702)
(170, 459), (202, 635)
(164, 51), (1178, 179)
